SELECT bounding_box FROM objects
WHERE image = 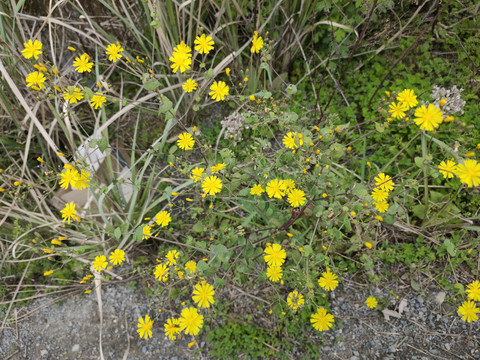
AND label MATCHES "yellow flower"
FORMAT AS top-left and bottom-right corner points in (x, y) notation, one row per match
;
(109, 249), (125, 265)
(209, 81), (229, 101)
(202, 176), (222, 196)
(190, 167), (205, 182)
(374, 215), (383, 221)
(364, 242), (373, 249)
(59, 168), (78, 190)
(264, 243), (286, 267)
(374, 173), (394, 192)
(182, 78), (198, 93)
(373, 200), (389, 213)
(210, 163), (226, 173)
(166, 250), (179, 266)
(194, 34), (214, 54)
(350, 211), (356, 217)
(92, 255), (108, 272)
(438, 159), (457, 179)
(192, 281), (215, 308)
(60, 202), (77, 224)
(282, 132), (302, 149)
(142, 225), (152, 240)
(266, 179), (287, 199)
(458, 300), (479, 323)
(51, 238), (62, 246)
(365, 296), (377, 309)
(266, 265), (283, 282)
(137, 315), (154, 339)
(105, 42), (124, 62)
(44, 270), (54, 276)
(73, 53), (94, 73)
(439, 98), (447, 107)
(466, 280), (480, 302)
(249, 95), (255, 101)
(177, 132), (195, 150)
(169, 42), (192, 73)
(179, 307), (204, 335)
(22, 39), (43, 60)
(455, 159), (480, 187)
(90, 92), (107, 109)
(63, 87), (84, 104)
(164, 317), (181, 340)
(444, 116), (454, 123)
(396, 89), (418, 109)
(225, 68), (231, 76)
(311, 307), (334, 332)
(388, 102), (408, 119)
(318, 269), (338, 291)
(414, 104), (443, 131)
(287, 188), (306, 207)
(251, 31), (263, 53)
(71, 169), (91, 190)
(44, 248), (55, 254)
(154, 263), (169, 282)
(287, 291), (305, 311)
(185, 260), (197, 274)
(250, 184), (265, 196)
(26, 71), (46, 90)
(155, 210), (172, 227)
(371, 188), (388, 202)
